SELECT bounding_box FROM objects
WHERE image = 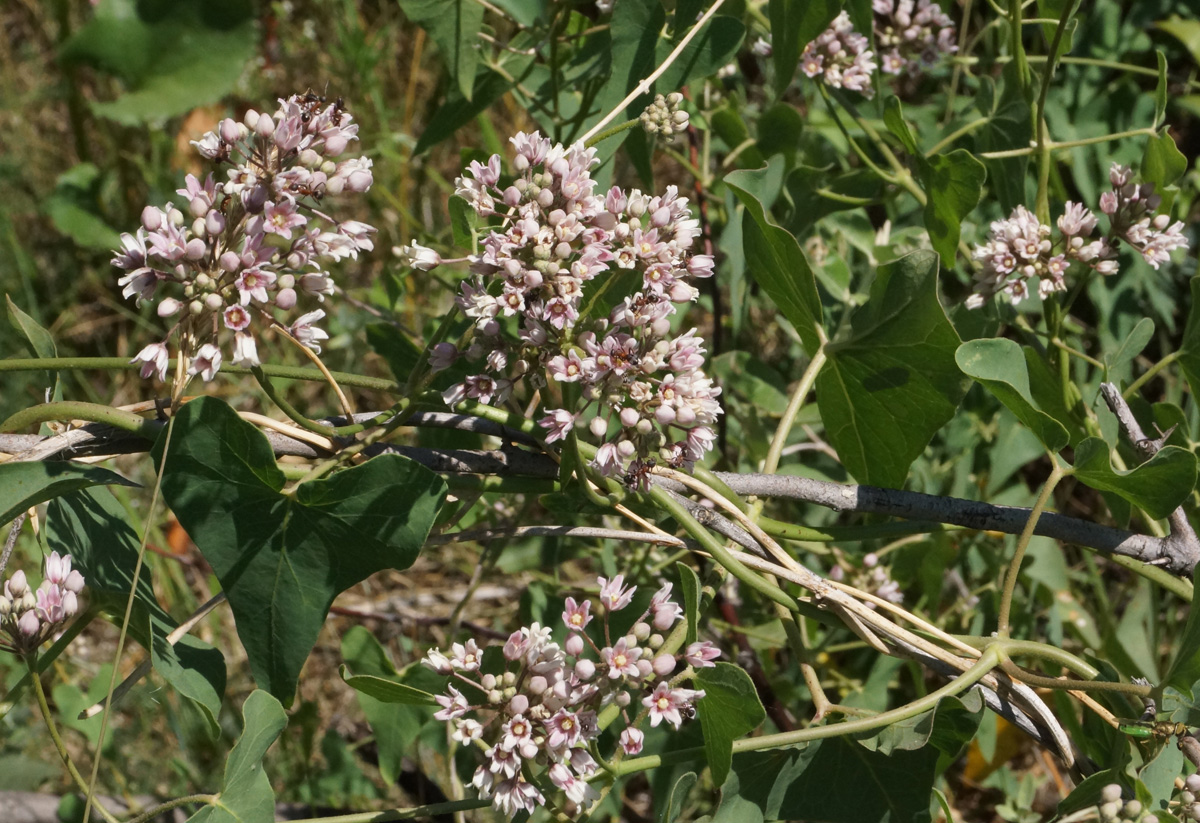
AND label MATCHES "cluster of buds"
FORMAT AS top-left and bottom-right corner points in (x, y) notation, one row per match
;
(113, 92), (376, 383)
(800, 12), (877, 96)
(1177, 774), (1200, 822)
(967, 164), (1190, 309)
(873, 0), (957, 76)
(443, 131), (721, 477)
(1096, 783), (1152, 822)
(639, 93), (690, 142)
(1, 553), (85, 656)
(423, 575), (718, 818)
